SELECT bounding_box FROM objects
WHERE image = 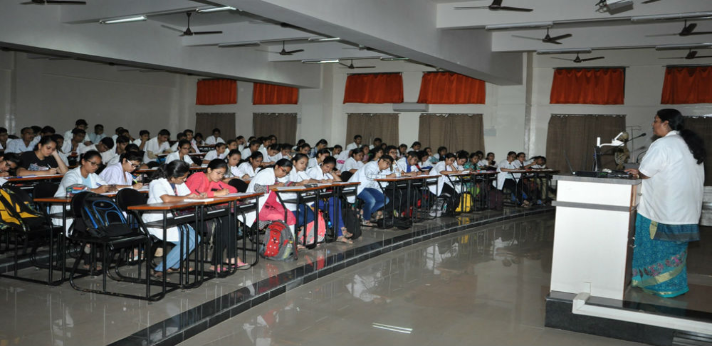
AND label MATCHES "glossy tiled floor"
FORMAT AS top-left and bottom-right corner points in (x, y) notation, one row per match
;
(179, 215), (643, 346)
